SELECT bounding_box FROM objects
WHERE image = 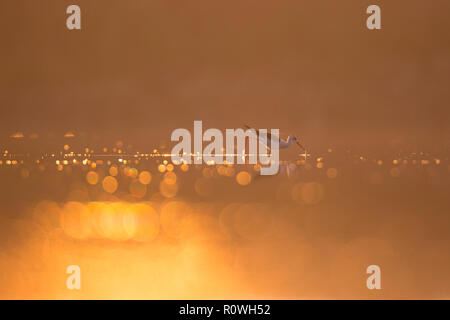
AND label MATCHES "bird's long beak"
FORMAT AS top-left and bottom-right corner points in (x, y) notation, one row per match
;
(296, 141), (306, 150)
